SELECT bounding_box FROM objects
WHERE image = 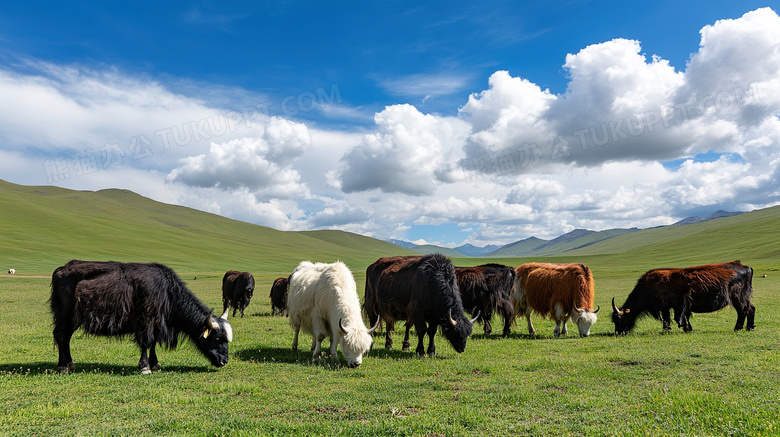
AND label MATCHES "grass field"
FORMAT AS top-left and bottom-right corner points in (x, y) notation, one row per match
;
(2, 180), (780, 435)
(2, 266), (778, 436)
